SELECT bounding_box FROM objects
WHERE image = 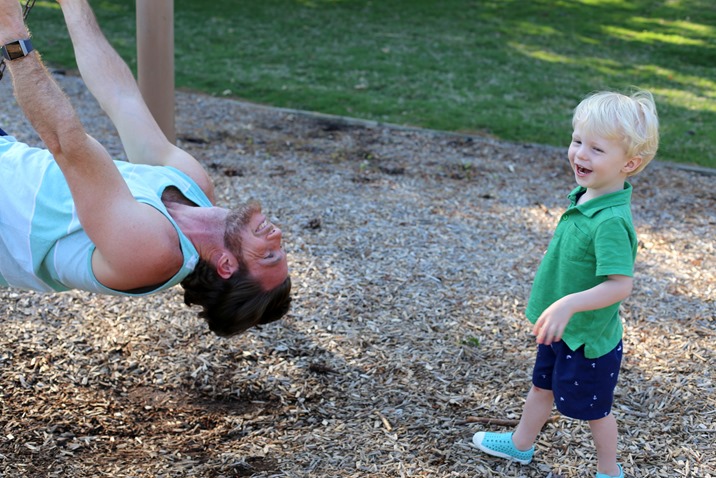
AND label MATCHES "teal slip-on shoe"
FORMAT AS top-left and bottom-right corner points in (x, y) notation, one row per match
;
(471, 431), (534, 465)
(596, 464), (623, 478)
